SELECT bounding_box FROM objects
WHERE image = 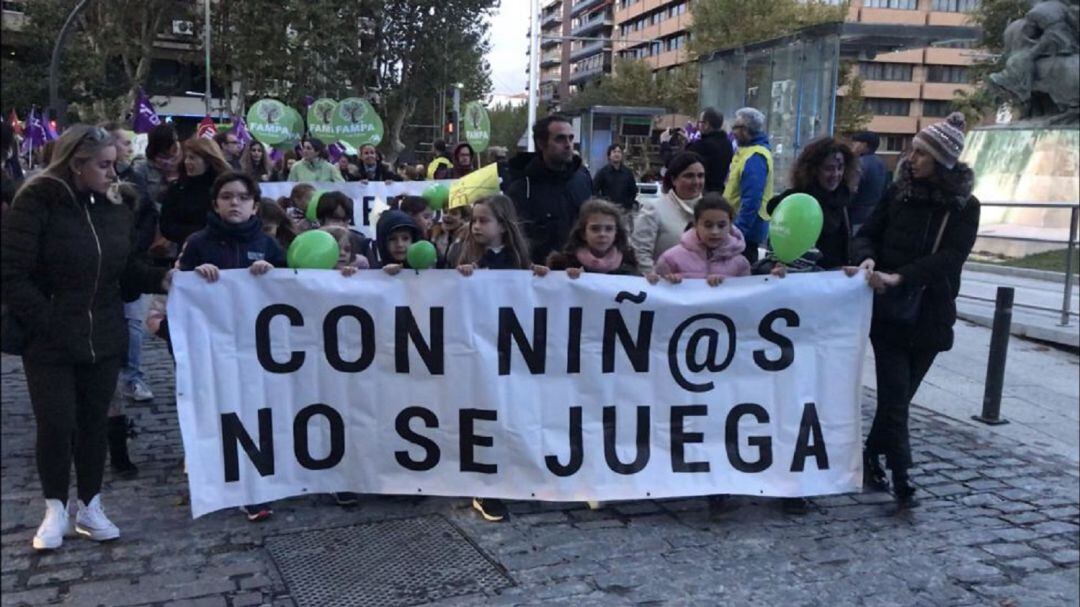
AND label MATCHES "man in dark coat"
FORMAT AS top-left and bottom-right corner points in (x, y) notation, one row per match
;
(686, 107), (734, 192)
(850, 131), (888, 229)
(504, 114), (592, 264)
(591, 143), (638, 212)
